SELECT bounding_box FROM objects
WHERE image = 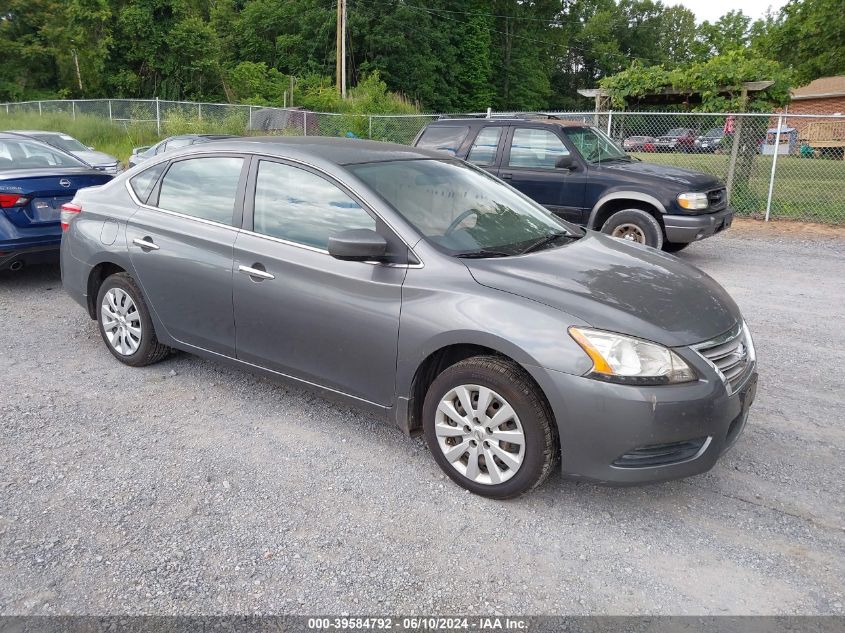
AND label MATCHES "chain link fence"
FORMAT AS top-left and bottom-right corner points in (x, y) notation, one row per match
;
(2, 98), (844, 224)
